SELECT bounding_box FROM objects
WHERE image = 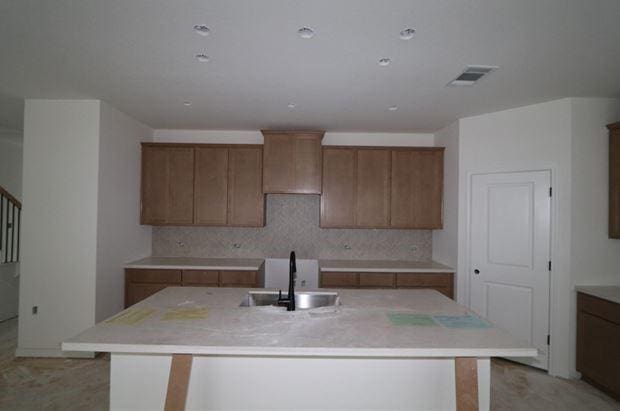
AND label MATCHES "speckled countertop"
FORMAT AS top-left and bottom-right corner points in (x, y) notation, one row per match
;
(125, 257), (264, 271)
(63, 287), (534, 358)
(319, 259), (454, 273)
(576, 286), (620, 305)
